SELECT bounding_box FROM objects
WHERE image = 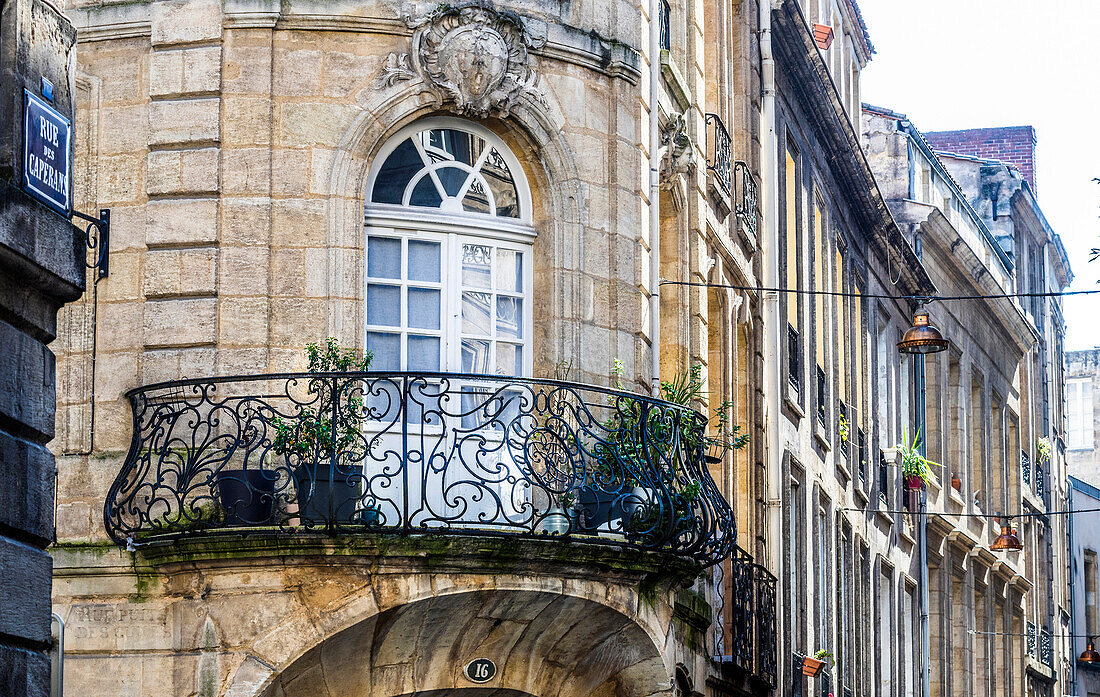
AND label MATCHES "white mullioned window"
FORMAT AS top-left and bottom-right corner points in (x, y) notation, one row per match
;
(364, 118), (535, 376)
(1069, 377), (1095, 450)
